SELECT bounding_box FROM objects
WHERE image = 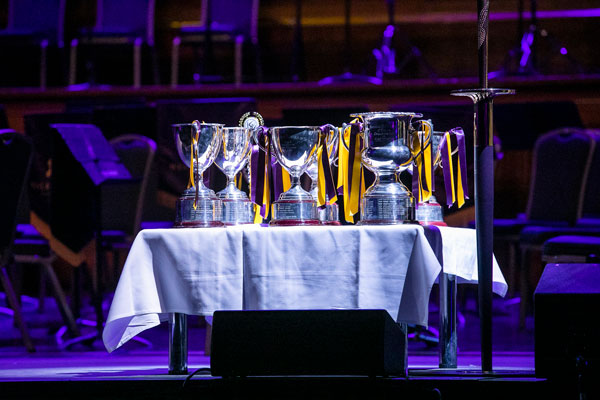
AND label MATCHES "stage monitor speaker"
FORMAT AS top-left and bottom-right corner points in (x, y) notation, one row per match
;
(535, 263), (600, 379)
(210, 309), (407, 378)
